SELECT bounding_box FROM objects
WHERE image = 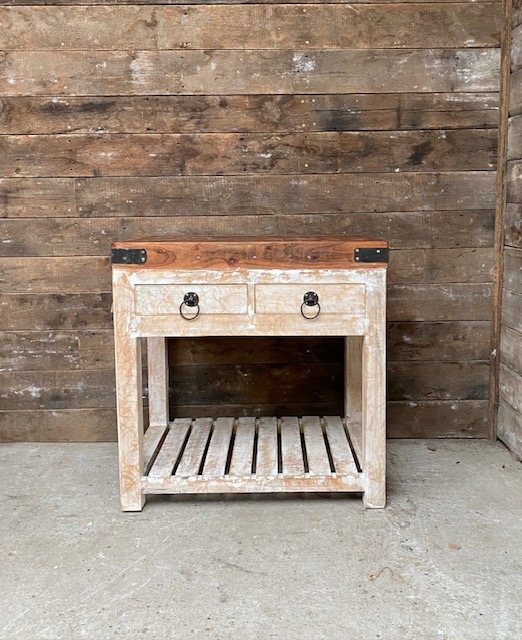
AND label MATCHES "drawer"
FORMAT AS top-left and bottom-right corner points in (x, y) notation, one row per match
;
(254, 284), (365, 316)
(135, 284), (248, 316)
